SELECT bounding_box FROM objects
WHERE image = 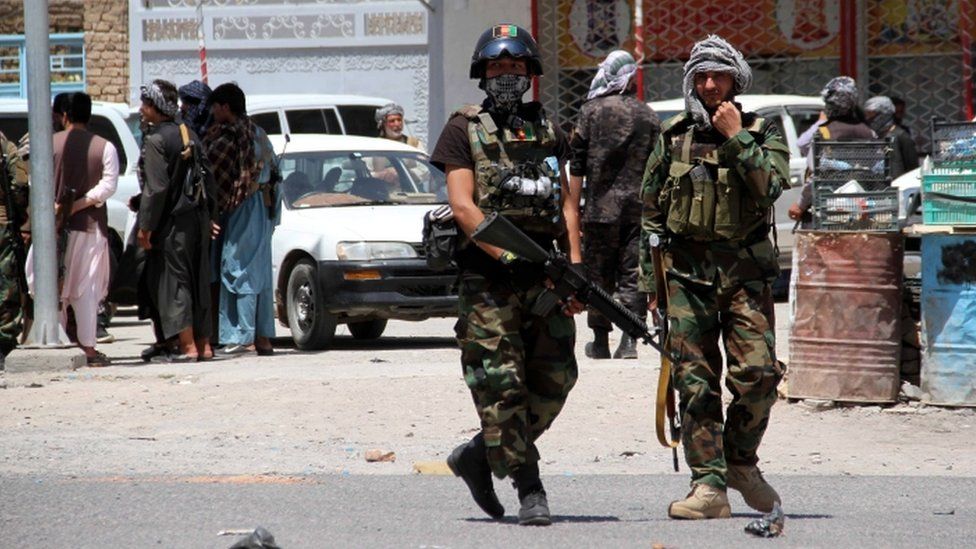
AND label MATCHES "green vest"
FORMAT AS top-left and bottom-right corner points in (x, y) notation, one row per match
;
(661, 115), (769, 242)
(459, 105), (563, 236)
